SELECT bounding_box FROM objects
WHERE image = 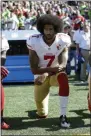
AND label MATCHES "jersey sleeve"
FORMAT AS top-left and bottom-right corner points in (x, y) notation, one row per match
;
(26, 36), (35, 51)
(1, 37), (9, 52)
(58, 33), (71, 48)
(65, 34), (71, 47)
